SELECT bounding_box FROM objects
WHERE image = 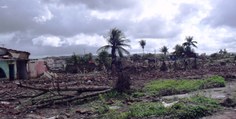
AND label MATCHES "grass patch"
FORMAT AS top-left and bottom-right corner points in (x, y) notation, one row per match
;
(144, 75), (225, 96)
(127, 96), (220, 119)
(168, 95), (220, 119)
(129, 102), (167, 118)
